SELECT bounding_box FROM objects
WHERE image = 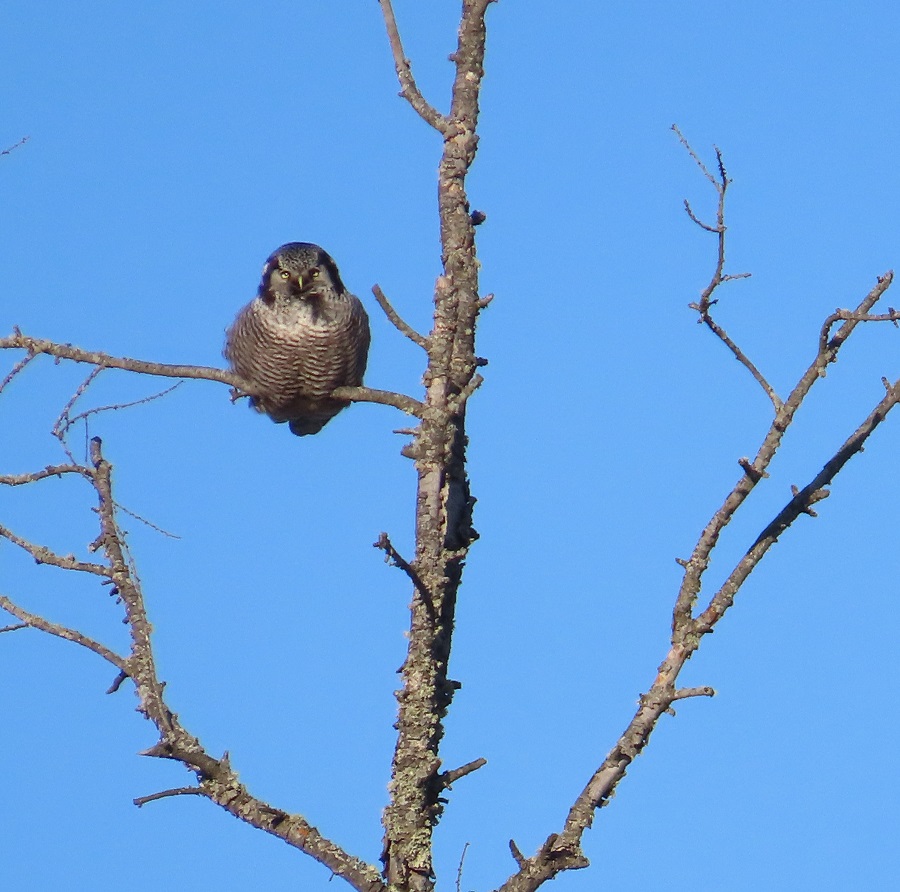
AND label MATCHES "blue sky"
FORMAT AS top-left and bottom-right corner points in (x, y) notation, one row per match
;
(2, 2), (900, 889)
